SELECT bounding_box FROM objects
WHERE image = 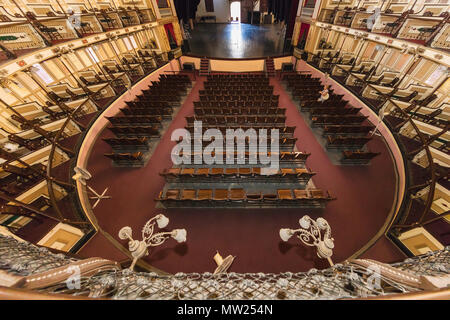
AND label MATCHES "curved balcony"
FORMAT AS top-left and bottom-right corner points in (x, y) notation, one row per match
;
(302, 49), (445, 254)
